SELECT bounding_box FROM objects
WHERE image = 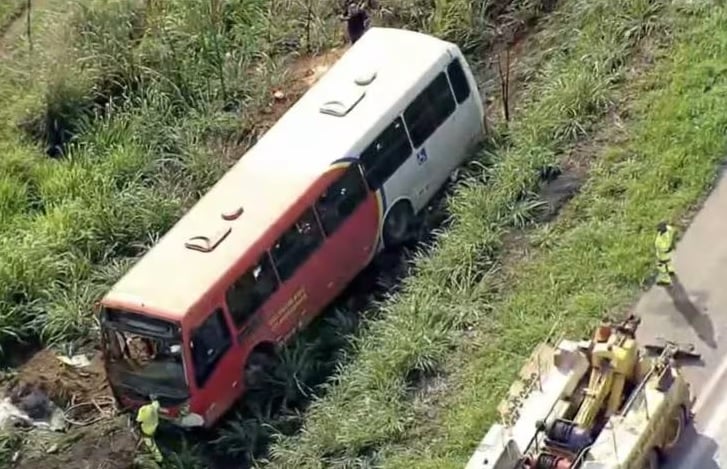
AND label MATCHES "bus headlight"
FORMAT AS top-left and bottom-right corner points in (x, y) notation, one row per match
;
(179, 412), (204, 427)
(175, 402), (204, 427)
